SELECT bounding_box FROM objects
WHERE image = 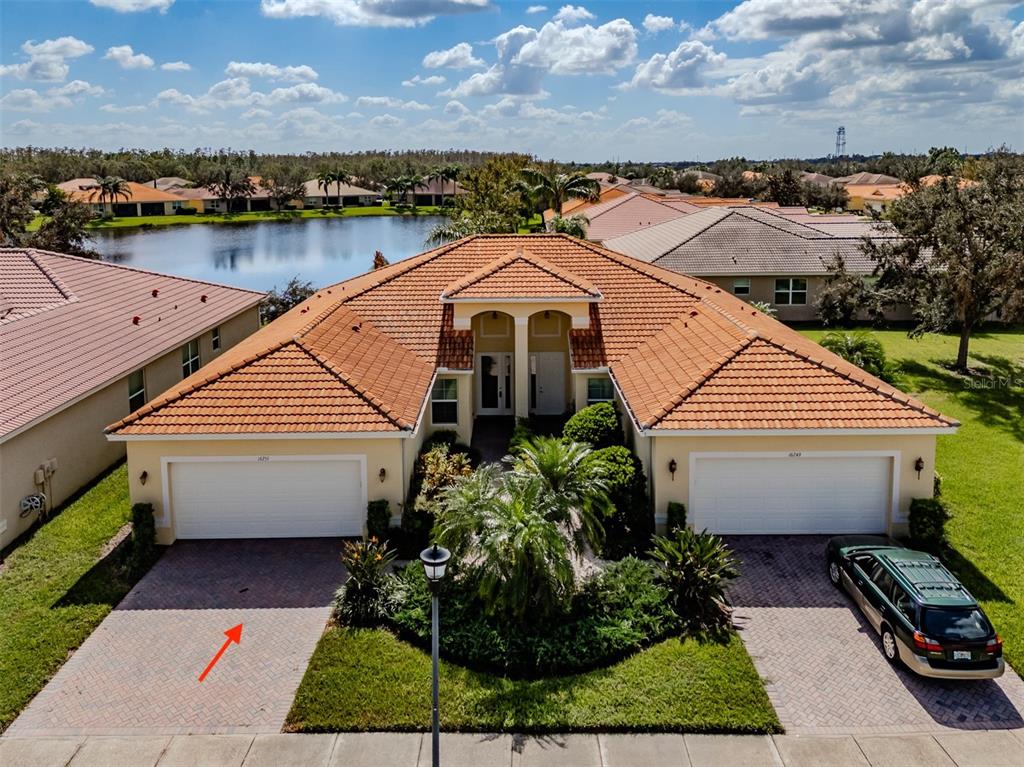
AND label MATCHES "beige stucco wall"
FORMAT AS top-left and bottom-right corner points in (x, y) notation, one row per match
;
(648, 432), (938, 535)
(124, 434), (415, 545)
(426, 373), (474, 445)
(0, 307), (260, 550)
